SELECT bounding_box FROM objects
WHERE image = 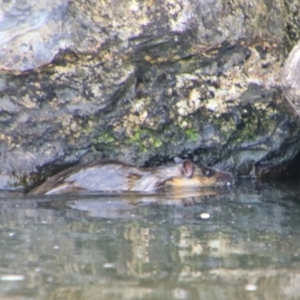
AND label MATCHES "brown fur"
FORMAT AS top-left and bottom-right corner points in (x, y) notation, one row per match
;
(29, 159), (233, 195)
